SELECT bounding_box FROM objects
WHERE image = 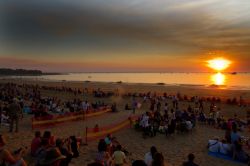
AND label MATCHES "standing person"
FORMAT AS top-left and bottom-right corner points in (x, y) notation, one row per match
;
(182, 153), (199, 166)
(163, 103), (169, 114)
(156, 102), (161, 112)
(8, 99), (23, 133)
(231, 124), (241, 144)
(132, 98), (137, 114)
